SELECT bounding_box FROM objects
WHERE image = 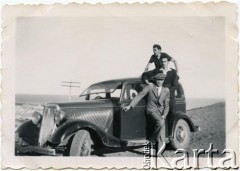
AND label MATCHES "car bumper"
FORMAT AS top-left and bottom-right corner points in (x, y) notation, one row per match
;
(16, 145), (56, 156)
(196, 126), (201, 132)
(15, 137), (57, 156)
